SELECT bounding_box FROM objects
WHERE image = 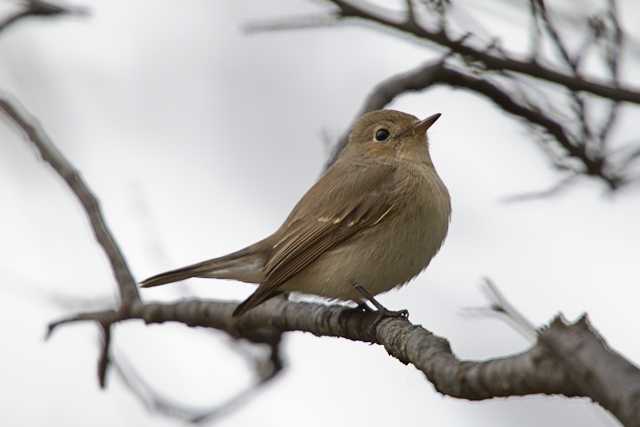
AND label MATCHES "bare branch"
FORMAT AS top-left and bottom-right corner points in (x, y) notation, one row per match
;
(1, 90), (286, 422)
(530, 0), (596, 152)
(598, 0), (623, 149)
(111, 340), (282, 424)
(405, 0), (416, 24)
(11, 275), (283, 424)
(531, 0), (576, 70)
(46, 298), (578, 399)
(0, 0), (88, 35)
(462, 280), (539, 343)
(326, 60), (620, 188)
(0, 94), (141, 307)
(97, 323), (112, 388)
(540, 315), (640, 426)
(479, 278), (538, 341)
(322, 0), (640, 104)
(45, 296), (640, 426)
(6, 3), (640, 426)
(526, 0), (542, 60)
(500, 173), (580, 203)
(243, 13), (339, 34)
